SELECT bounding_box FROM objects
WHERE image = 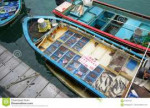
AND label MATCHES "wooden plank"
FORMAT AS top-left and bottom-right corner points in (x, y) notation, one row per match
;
(36, 83), (60, 98)
(18, 76), (49, 98)
(0, 62), (30, 87)
(0, 57), (21, 80)
(7, 69), (37, 97)
(0, 45), (68, 98)
(0, 51), (13, 67)
(55, 91), (69, 98)
(0, 45), (6, 54)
